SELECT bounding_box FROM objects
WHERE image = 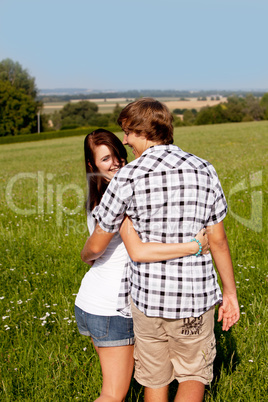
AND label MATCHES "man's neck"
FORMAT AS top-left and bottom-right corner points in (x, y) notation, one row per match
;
(143, 140), (163, 151)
